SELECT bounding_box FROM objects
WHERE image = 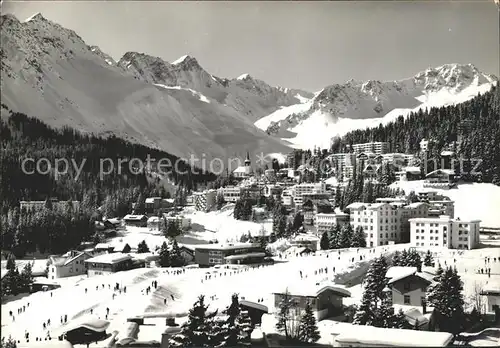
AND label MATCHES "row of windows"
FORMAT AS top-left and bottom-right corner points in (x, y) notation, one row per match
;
(209, 251), (223, 256)
(209, 258), (223, 264)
